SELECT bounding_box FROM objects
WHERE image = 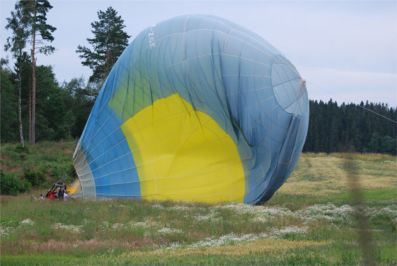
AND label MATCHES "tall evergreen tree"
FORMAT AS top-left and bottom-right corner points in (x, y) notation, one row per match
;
(19, 0), (56, 144)
(76, 6), (130, 83)
(4, 3), (29, 147)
